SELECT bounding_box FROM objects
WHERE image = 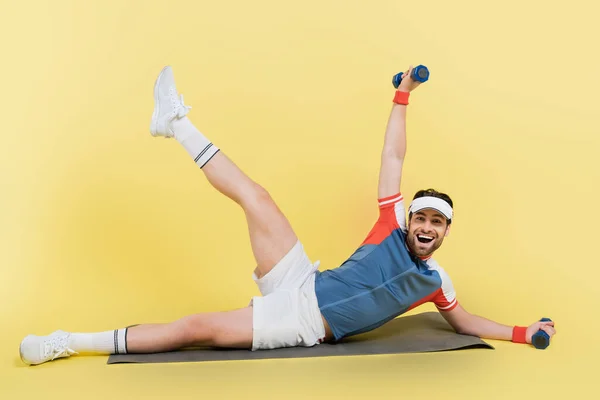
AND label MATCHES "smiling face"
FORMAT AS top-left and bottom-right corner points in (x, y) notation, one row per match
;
(406, 208), (451, 258)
